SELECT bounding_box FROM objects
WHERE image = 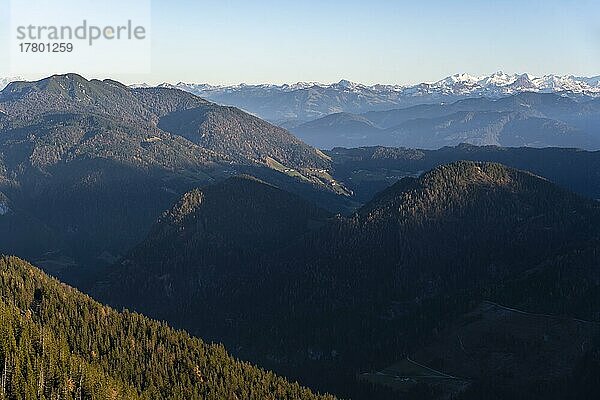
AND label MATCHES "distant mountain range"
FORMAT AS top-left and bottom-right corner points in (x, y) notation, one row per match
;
(129, 72), (600, 125)
(292, 92), (600, 149)
(5, 73), (599, 150)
